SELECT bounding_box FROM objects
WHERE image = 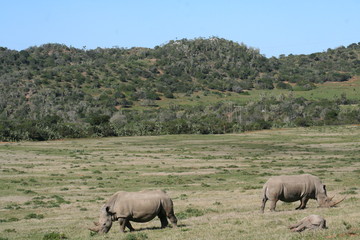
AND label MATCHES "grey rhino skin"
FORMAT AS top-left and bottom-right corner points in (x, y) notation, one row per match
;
(90, 190), (177, 233)
(261, 174), (344, 213)
(289, 215), (326, 232)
